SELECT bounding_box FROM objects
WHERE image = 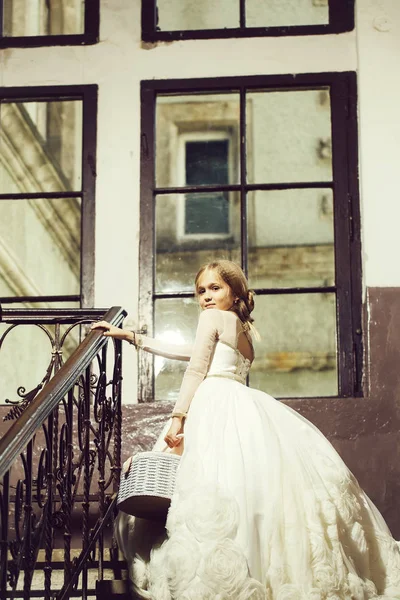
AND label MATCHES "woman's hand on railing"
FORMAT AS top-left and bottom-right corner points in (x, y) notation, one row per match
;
(90, 320), (134, 343)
